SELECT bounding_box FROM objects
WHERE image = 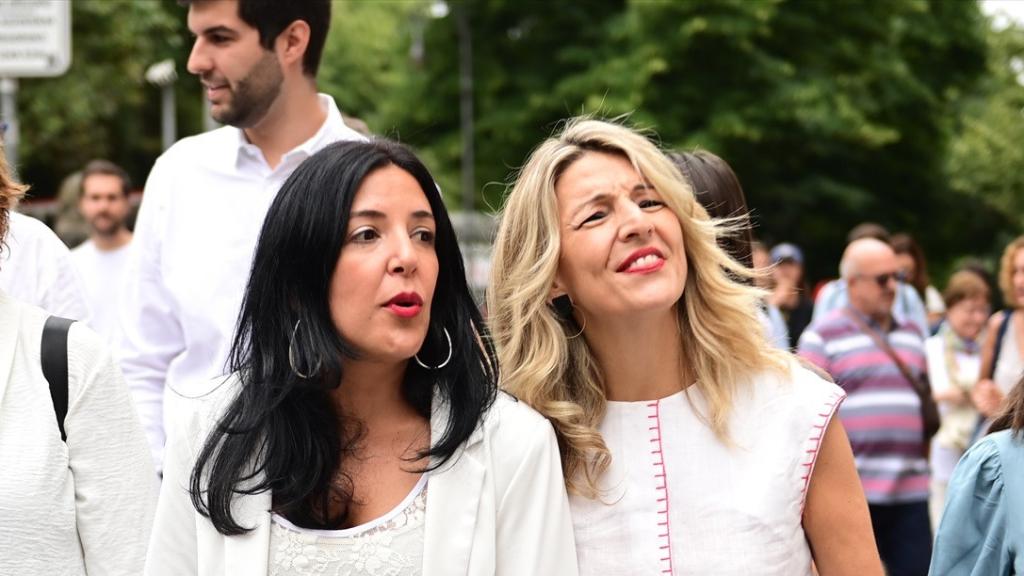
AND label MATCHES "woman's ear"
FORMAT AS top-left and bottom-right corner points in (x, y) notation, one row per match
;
(548, 277), (573, 320)
(549, 277), (569, 305)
